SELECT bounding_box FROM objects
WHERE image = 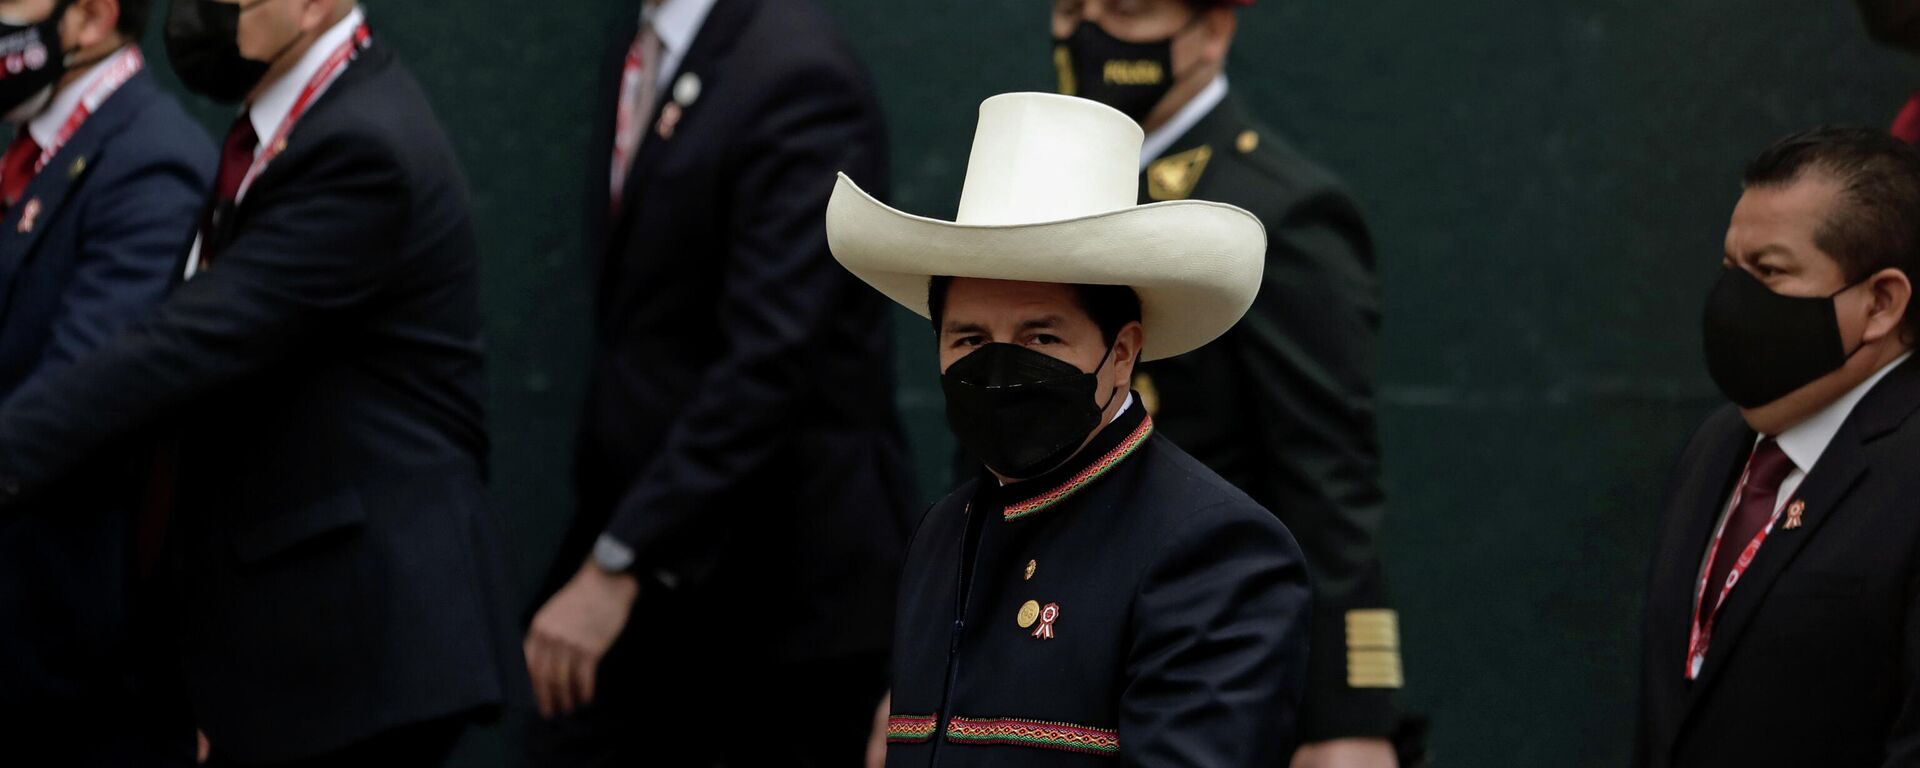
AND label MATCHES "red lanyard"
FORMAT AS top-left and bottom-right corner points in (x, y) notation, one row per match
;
(34, 47), (143, 172)
(609, 28), (649, 205)
(236, 23), (371, 200)
(1684, 443), (1787, 679)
